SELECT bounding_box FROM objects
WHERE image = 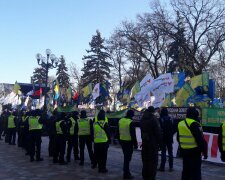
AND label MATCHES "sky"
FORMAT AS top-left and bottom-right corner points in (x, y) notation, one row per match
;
(0, 0), (156, 84)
